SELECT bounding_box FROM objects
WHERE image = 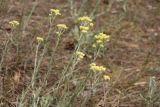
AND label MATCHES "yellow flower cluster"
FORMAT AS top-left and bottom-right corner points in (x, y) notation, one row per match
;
(103, 75), (110, 81)
(56, 24), (68, 30)
(77, 16), (93, 34)
(49, 9), (61, 17)
(9, 20), (19, 28)
(79, 26), (89, 34)
(76, 51), (85, 61)
(89, 63), (106, 72)
(36, 37), (44, 42)
(78, 16), (92, 23)
(92, 33), (110, 48)
(89, 23), (94, 27)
